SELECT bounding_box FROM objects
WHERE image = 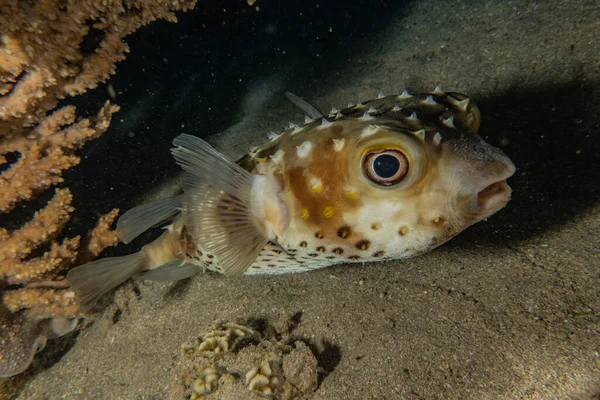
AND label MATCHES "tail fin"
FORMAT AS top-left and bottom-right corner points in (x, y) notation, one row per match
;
(67, 252), (146, 312)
